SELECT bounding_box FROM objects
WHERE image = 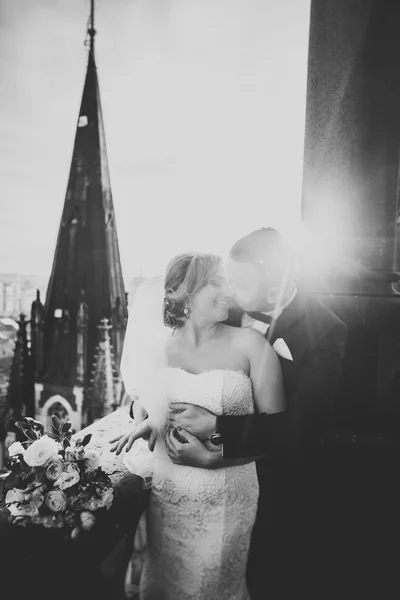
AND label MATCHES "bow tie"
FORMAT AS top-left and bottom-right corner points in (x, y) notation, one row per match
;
(246, 312), (274, 325)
